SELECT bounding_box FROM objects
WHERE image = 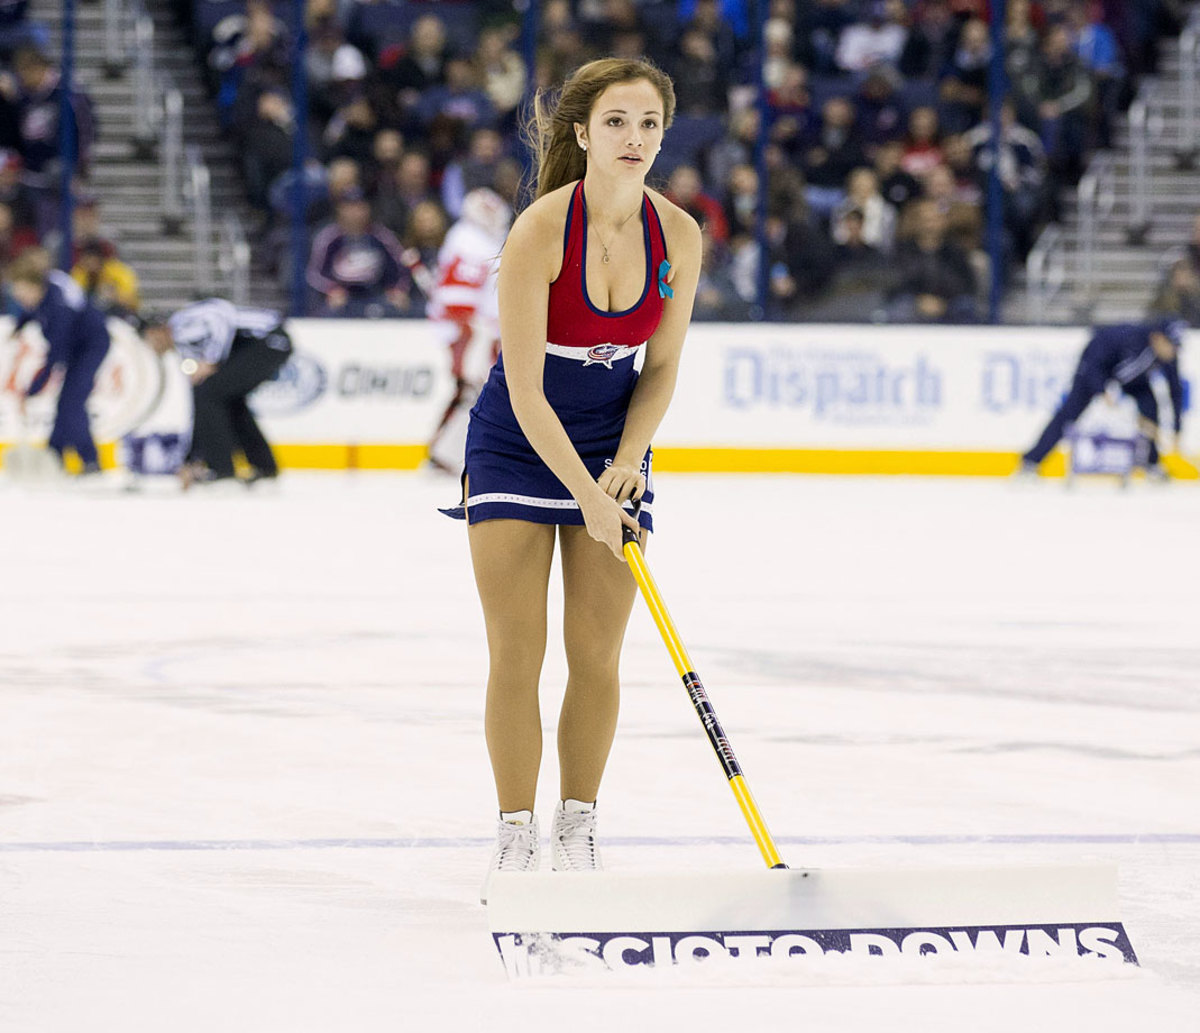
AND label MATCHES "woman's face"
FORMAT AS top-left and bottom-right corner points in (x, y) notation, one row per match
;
(576, 78), (666, 180)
